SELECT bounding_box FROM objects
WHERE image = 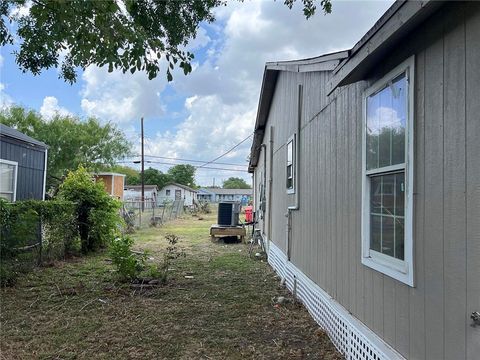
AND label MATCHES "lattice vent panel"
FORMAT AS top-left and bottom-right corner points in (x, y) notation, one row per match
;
(267, 242), (403, 360)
